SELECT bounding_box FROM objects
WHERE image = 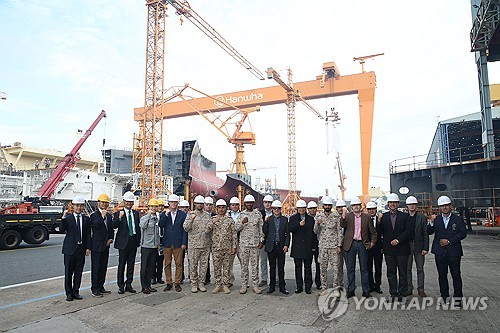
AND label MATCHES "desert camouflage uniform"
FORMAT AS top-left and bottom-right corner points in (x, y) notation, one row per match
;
(184, 210), (211, 288)
(207, 215), (237, 287)
(313, 210), (343, 290)
(235, 209), (264, 288)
